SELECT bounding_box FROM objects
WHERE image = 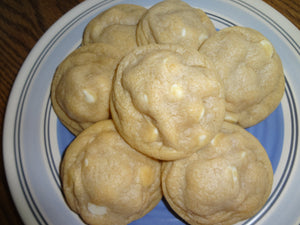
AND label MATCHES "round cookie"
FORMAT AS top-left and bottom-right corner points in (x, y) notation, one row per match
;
(161, 122), (273, 225)
(82, 4), (147, 55)
(199, 26), (285, 127)
(110, 44), (225, 160)
(60, 120), (162, 225)
(51, 43), (121, 135)
(136, 0), (216, 50)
